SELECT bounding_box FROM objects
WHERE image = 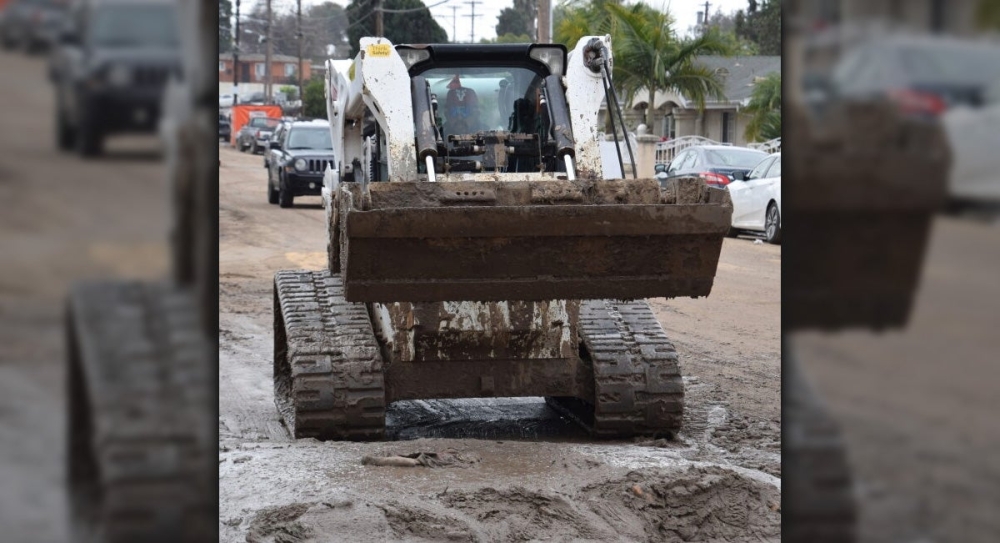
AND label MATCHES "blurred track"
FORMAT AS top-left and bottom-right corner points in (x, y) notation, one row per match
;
(0, 50), (169, 542)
